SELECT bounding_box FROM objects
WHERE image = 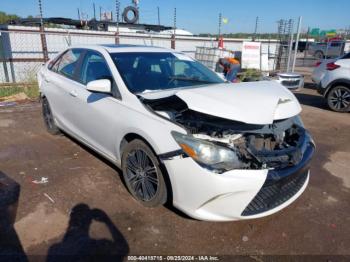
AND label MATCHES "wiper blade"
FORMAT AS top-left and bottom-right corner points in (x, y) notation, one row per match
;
(168, 76), (213, 83)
